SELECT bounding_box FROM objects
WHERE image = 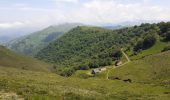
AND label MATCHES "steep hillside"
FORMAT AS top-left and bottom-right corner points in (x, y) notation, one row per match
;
(36, 26), (134, 70)
(0, 45), (50, 72)
(7, 23), (82, 56)
(36, 22), (170, 76)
